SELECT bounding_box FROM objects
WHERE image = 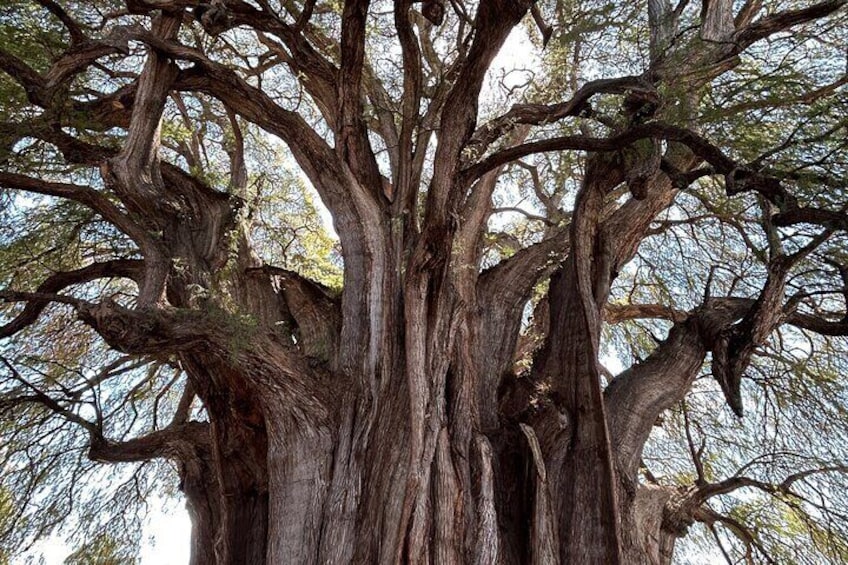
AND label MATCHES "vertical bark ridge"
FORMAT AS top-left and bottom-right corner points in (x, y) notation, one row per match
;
(181, 355), (270, 565)
(473, 435), (499, 564)
(101, 13), (182, 307)
(533, 156), (624, 564)
(520, 423), (559, 564)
